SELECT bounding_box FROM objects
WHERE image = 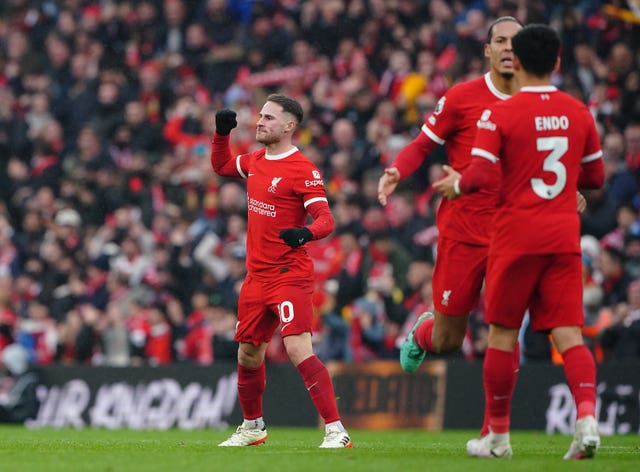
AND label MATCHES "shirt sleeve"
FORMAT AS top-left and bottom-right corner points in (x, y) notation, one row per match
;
(577, 114), (605, 189)
(459, 155), (498, 194)
(392, 131), (438, 179)
(392, 91), (460, 179)
(293, 161), (334, 240)
(305, 200), (334, 240)
(210, 133), (245, 178)
(460, 107), (501, 194)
